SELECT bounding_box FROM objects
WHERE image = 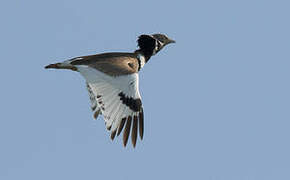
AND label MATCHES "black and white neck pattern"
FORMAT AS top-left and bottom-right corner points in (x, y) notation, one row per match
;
(136, 35), (159, 62)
